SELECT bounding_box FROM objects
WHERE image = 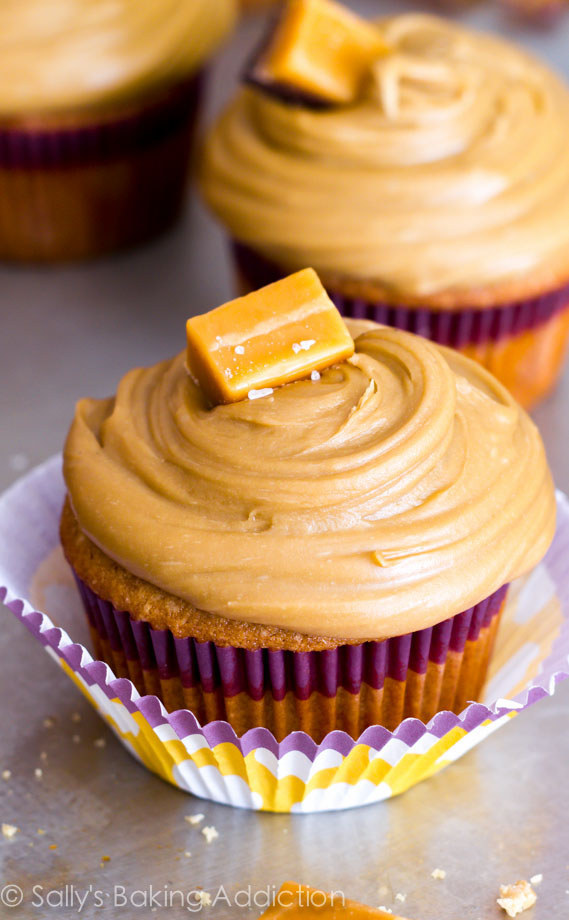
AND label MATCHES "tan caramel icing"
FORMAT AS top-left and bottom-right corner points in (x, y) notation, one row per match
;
(202, 14), (569, 298)
(63, 320), (555, 641)
(0, 0), (236, 116)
